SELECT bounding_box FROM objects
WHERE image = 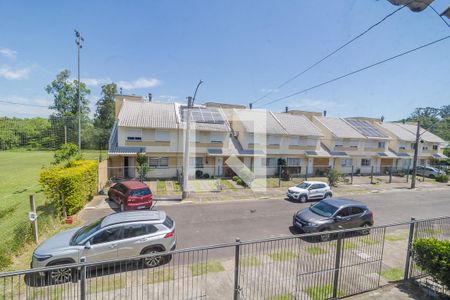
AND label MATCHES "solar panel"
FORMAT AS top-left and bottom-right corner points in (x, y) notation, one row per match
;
(181, 107), (225, 124)
(345, 119), (387, 138)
